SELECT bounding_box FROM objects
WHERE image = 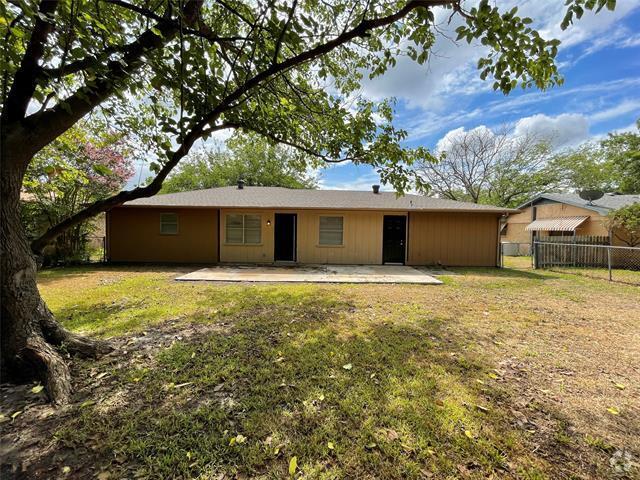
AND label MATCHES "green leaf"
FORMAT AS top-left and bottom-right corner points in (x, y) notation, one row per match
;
(31, 385), (45, 394)
(92, 164), (113, 176)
